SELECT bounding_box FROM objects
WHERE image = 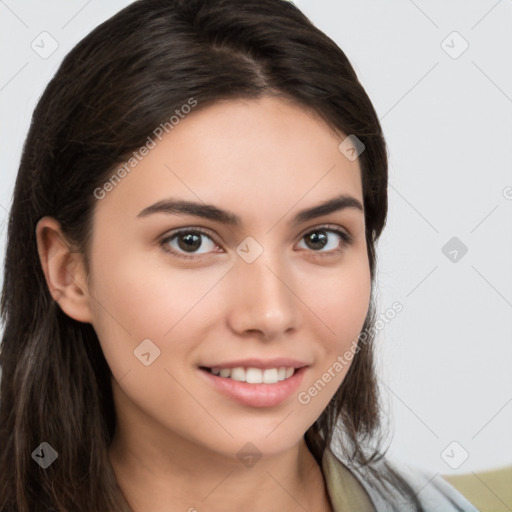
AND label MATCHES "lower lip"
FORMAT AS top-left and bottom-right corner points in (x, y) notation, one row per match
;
(198, 367), (307, 408)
